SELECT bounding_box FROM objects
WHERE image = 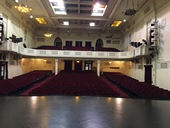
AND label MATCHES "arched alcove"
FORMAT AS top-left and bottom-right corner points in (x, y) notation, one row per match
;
(54, 37), (62, 49)
(95, 38), (103, 49)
